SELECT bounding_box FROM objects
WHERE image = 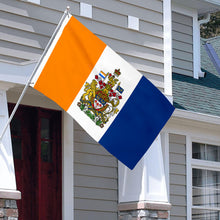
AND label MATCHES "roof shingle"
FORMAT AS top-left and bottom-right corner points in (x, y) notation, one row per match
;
(173, 37), (220, 117)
